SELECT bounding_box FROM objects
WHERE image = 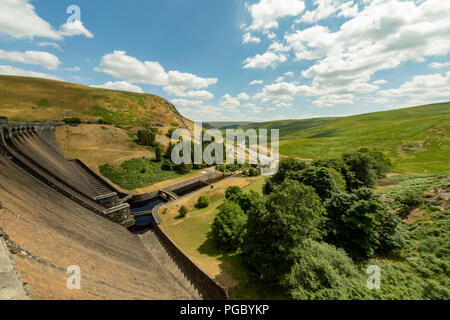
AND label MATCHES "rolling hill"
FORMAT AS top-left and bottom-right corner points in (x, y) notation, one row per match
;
(240, 103), (450, 174)
(0, 75), (191, 129)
